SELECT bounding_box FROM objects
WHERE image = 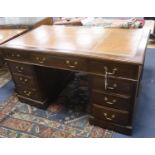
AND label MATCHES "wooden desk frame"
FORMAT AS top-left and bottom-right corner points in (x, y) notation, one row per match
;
(0, 26), (150, 135)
